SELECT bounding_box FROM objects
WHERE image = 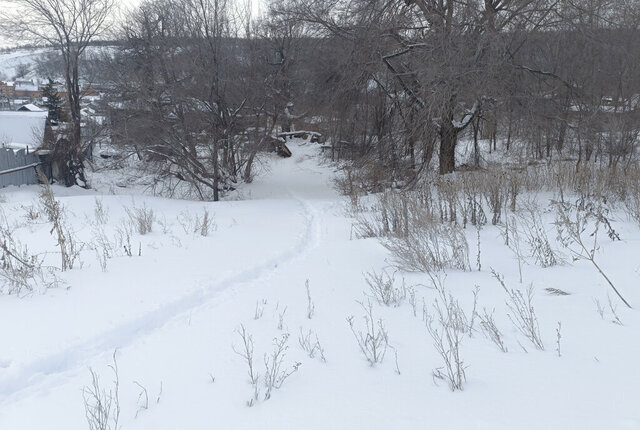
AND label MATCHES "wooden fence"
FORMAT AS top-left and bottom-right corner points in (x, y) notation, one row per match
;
(0, 148), (40, 188)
